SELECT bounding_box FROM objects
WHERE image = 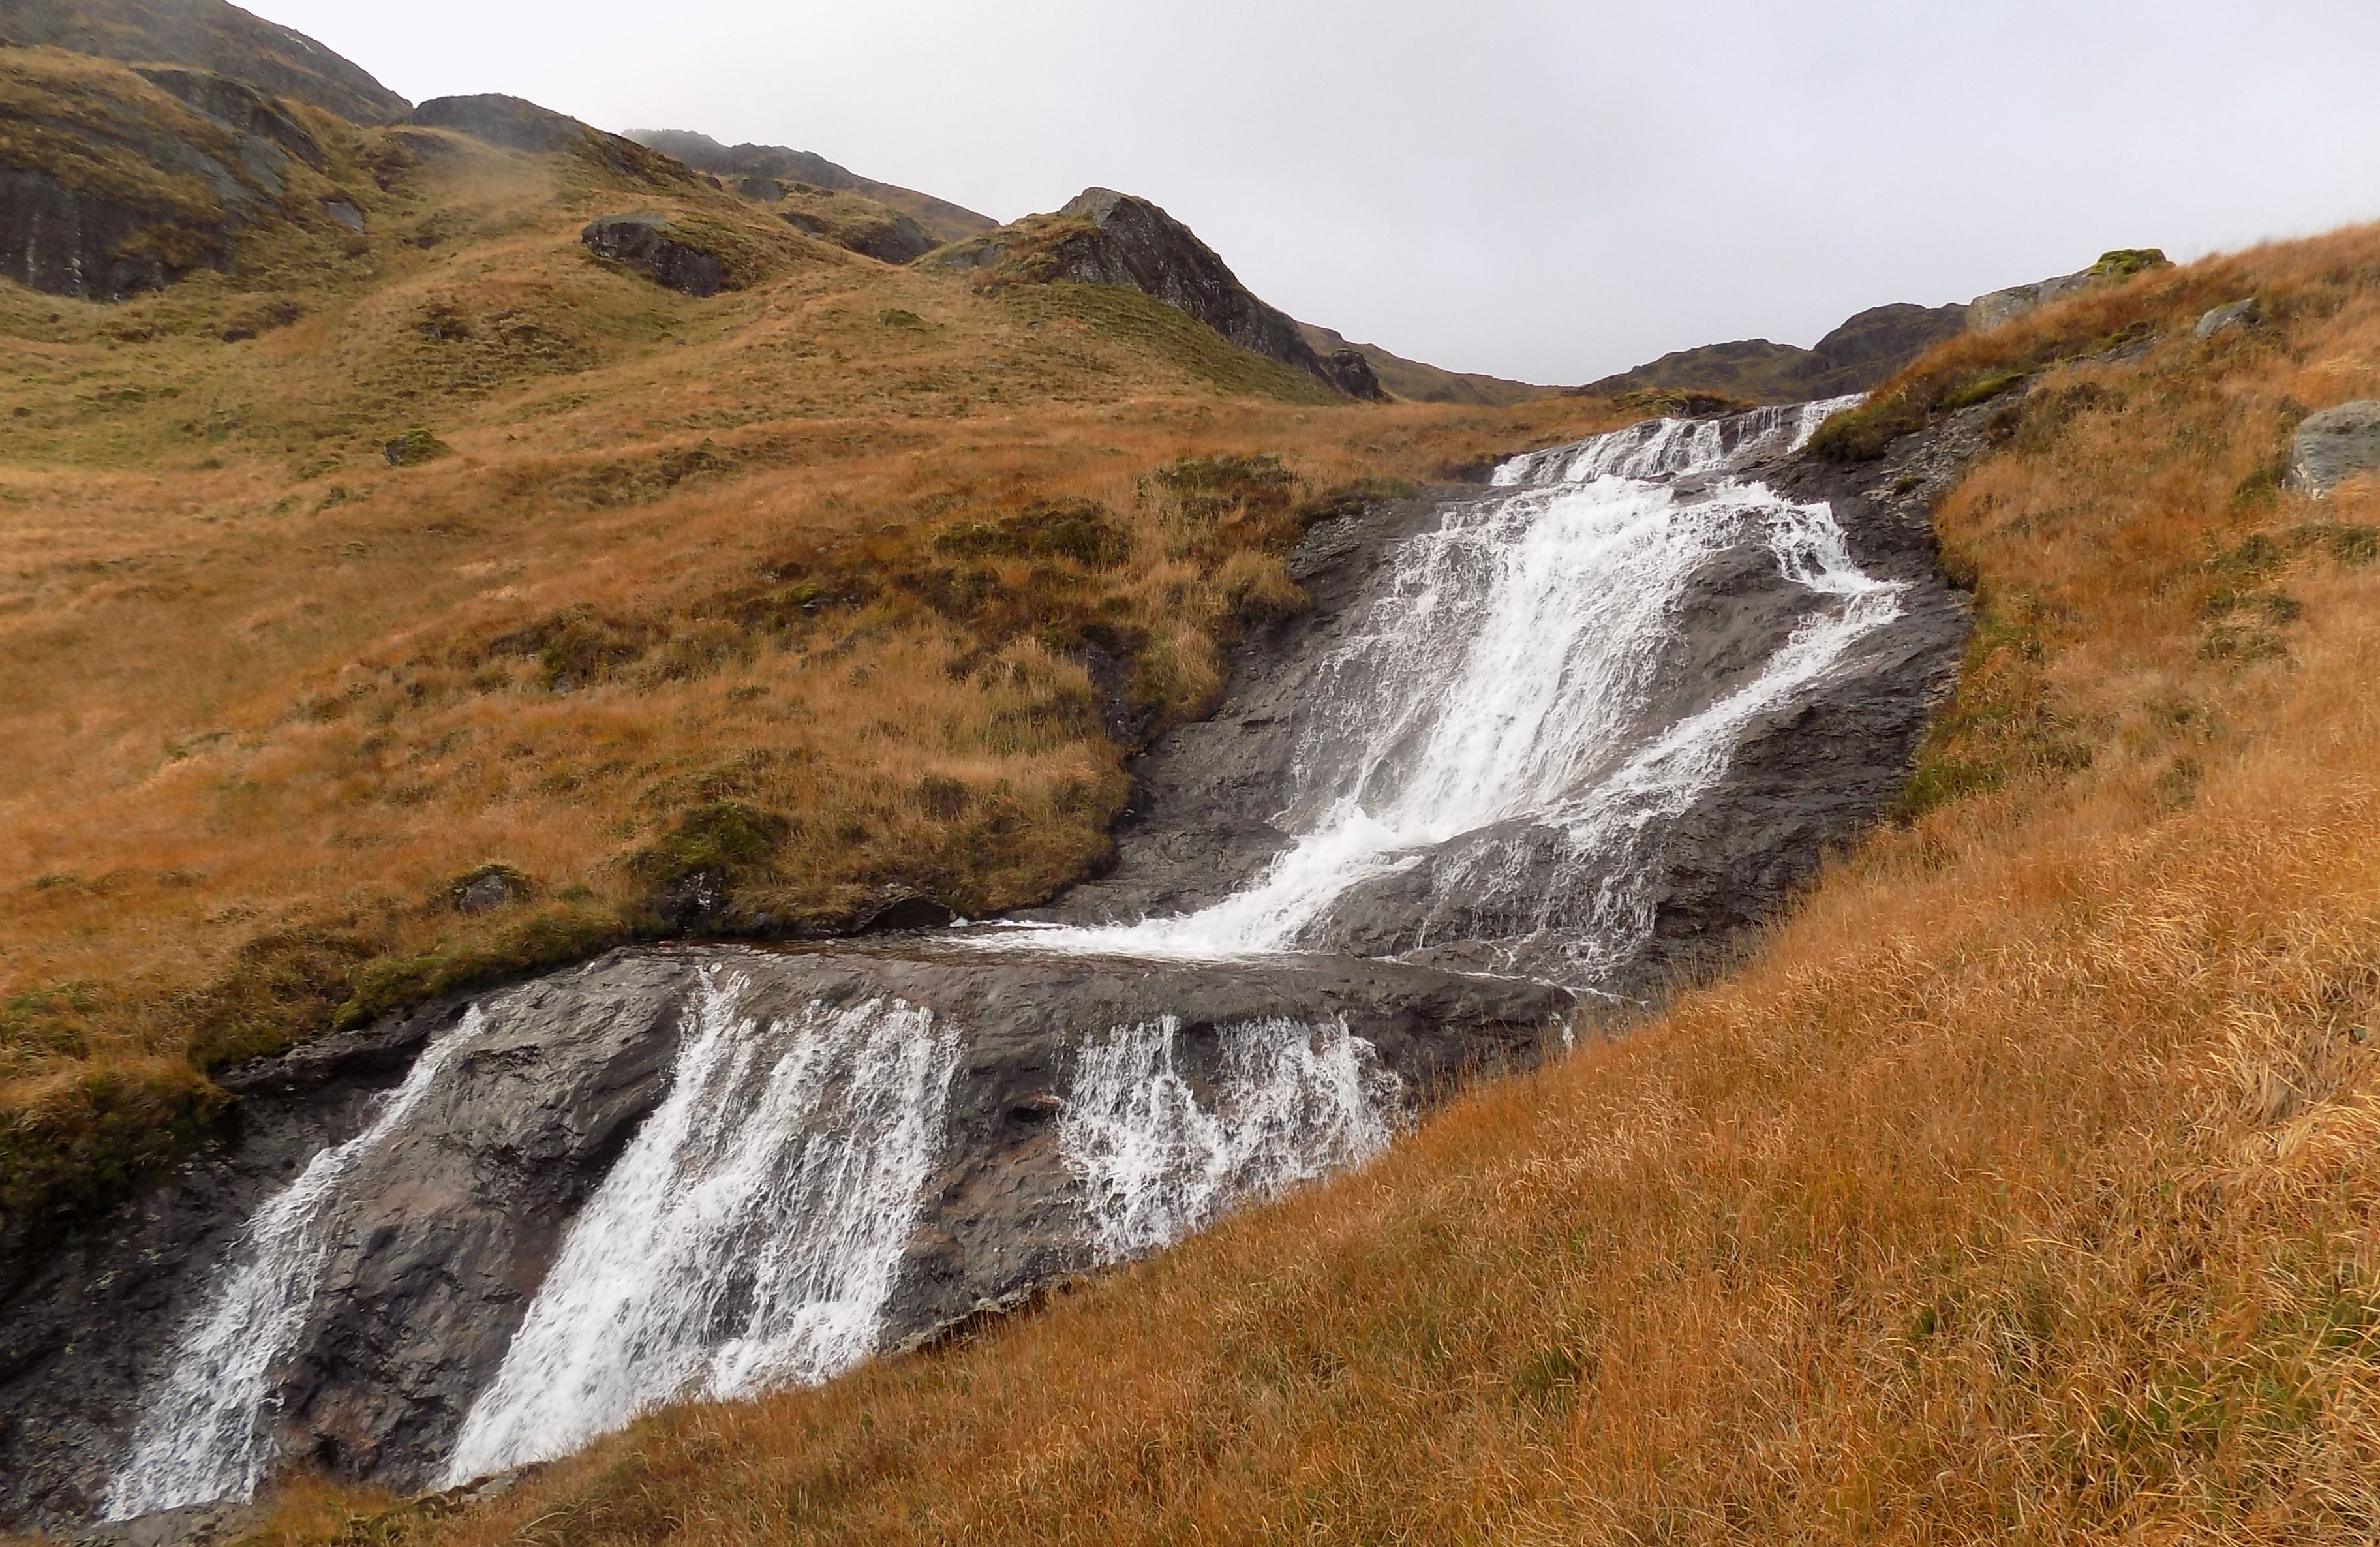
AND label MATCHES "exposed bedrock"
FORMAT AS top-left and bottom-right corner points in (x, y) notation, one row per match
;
(0, 945), (1564, 1522)
(1, 397), (1979, 1530)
